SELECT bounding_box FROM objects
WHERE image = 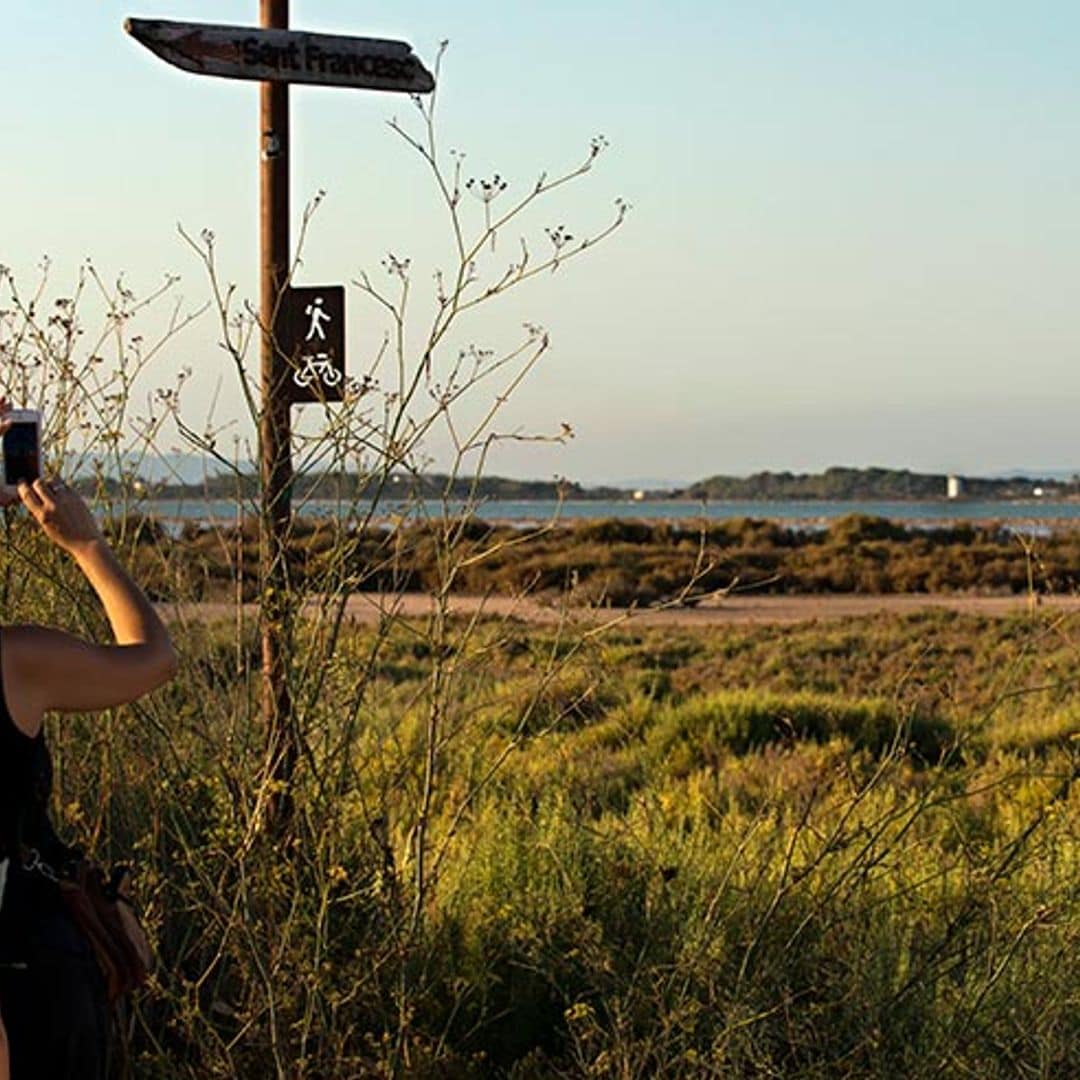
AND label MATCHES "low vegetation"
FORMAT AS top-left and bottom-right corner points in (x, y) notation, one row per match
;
(32, 605), (1080, 1077)
(122, 512), (1080, 605)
